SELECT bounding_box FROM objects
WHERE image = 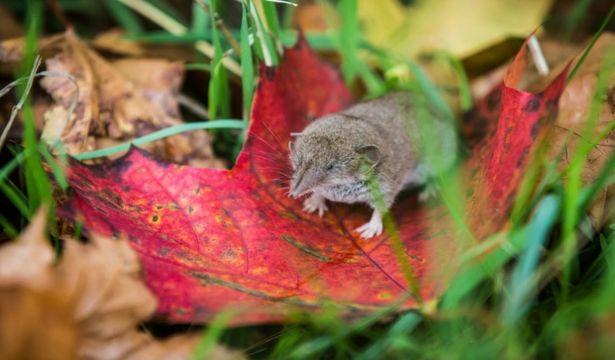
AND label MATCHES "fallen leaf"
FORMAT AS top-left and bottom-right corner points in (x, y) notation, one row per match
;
(0, 31), (224, 167)
(358, 0), (553, 59)
(0, 207), (54, 290)
(548, 33), (615, 229)
(67, 37), (568, 324)
(0, 288), (78, 360)
(0, 33), (64, 65)
(41, 105), (71, 146)
(0, 208), (242, 360)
